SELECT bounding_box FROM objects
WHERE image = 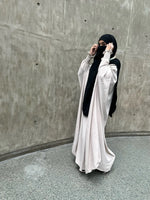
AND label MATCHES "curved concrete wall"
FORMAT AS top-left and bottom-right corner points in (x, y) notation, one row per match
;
(0, 0), (150, 155)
